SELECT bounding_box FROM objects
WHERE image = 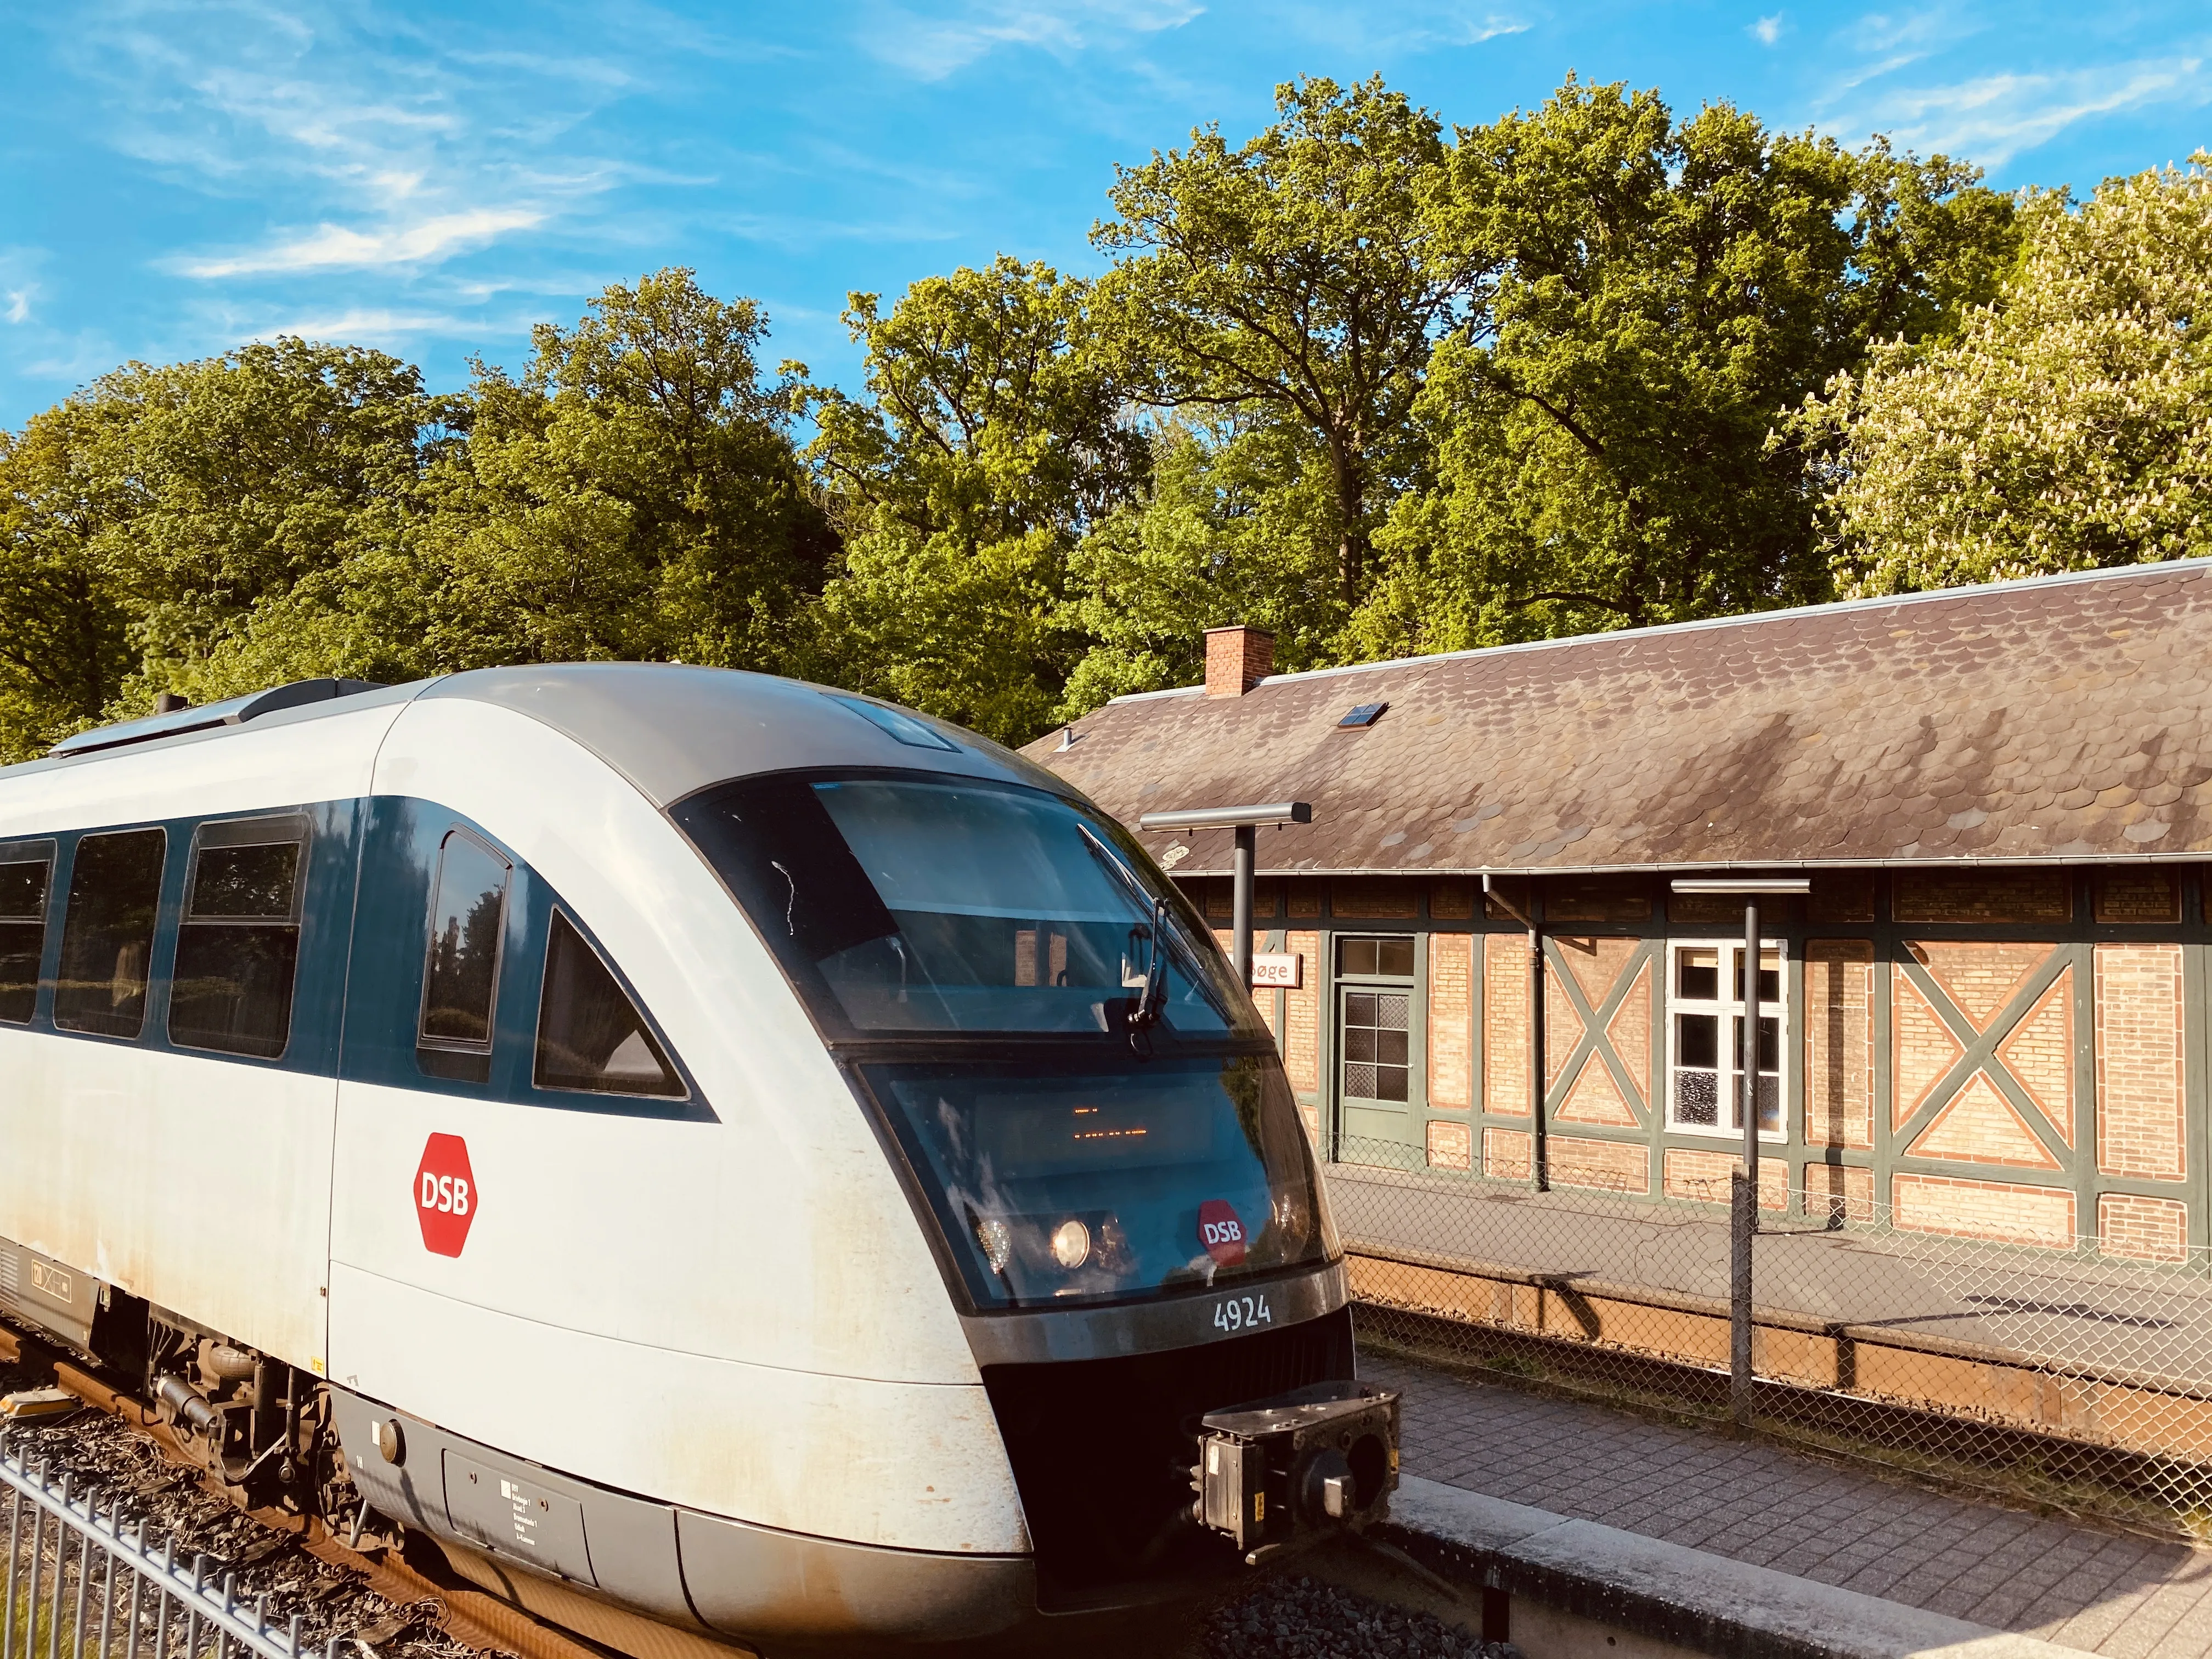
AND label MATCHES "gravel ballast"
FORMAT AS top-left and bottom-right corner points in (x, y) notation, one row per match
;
(1200, 1573), (1522, 1659)
(2, 1351), (484, 1659)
